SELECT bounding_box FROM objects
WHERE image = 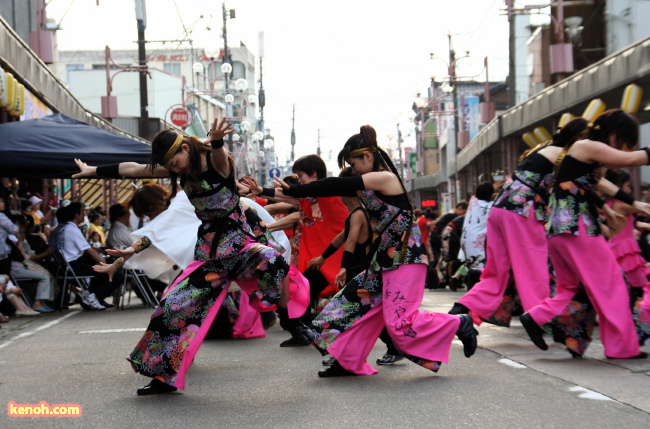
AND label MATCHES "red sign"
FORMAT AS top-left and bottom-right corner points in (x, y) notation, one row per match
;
(422, 200), (437, 207)
(170, 107), (192, 127)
